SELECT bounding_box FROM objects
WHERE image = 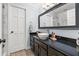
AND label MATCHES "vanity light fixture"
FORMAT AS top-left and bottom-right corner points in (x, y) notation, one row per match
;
(42, 3), (59, 10)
